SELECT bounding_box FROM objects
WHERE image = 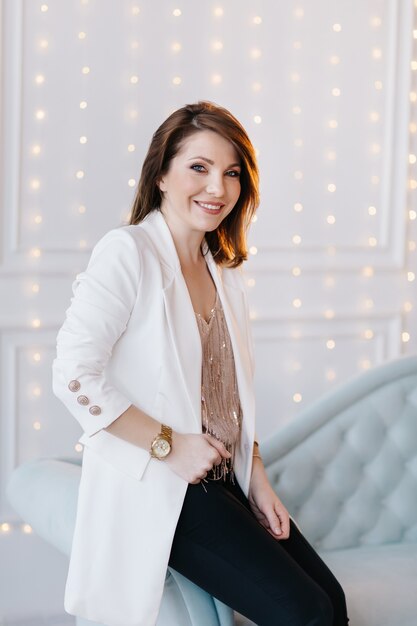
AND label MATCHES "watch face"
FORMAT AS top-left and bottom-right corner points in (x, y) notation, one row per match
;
(152, 438), (171, 458)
